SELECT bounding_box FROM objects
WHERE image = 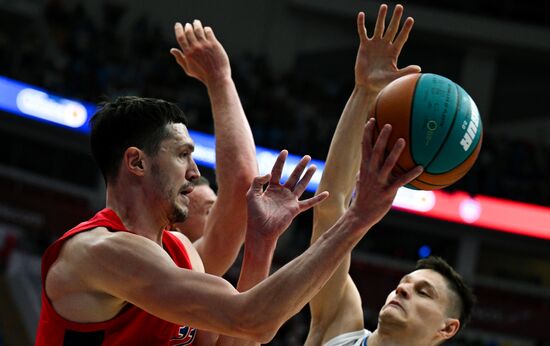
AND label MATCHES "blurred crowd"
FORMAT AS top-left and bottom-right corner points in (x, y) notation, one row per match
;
(0, 0), (549, 207)
(1, 2), (549, 345)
